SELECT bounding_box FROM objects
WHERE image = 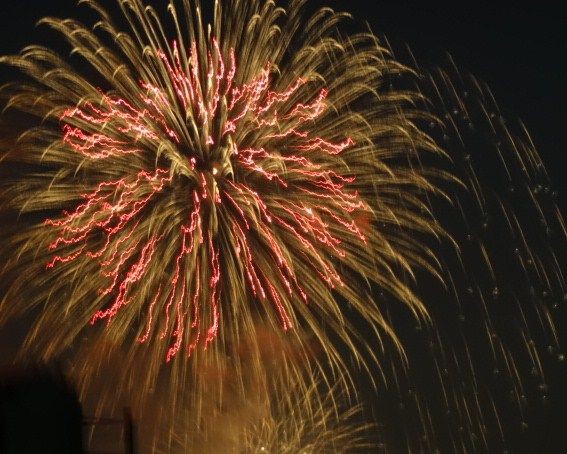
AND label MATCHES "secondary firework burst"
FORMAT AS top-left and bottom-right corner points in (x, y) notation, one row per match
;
(242, 380), (375, 453)
(0, 0), (445, 396)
